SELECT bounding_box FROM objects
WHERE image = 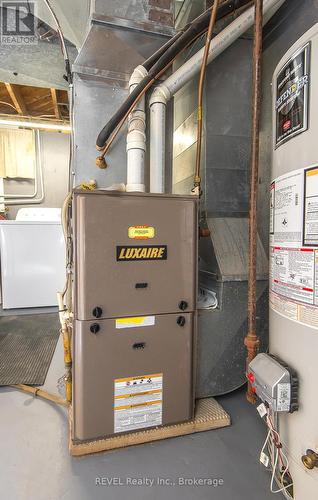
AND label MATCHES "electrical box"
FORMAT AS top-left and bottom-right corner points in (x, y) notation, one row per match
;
(72, 190), (198, 441)
(248, 353), (299, 413)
